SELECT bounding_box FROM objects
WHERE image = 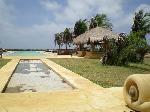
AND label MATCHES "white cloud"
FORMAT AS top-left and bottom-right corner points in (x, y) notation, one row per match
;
(0, 21), (66, 49)
(135, 4), (150, 13)
(54, 0), (92, 23)
(97, 0), (123, 18)
(40, 0), (61, 11)
(0, 0), (67, 49)
(0, 0), (14, 29)
(53, 0), (129, 32)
